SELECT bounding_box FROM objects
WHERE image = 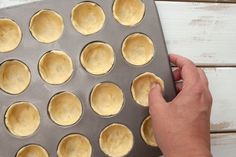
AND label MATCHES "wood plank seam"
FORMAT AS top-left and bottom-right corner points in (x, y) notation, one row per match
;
(156, 0), (236, 3)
